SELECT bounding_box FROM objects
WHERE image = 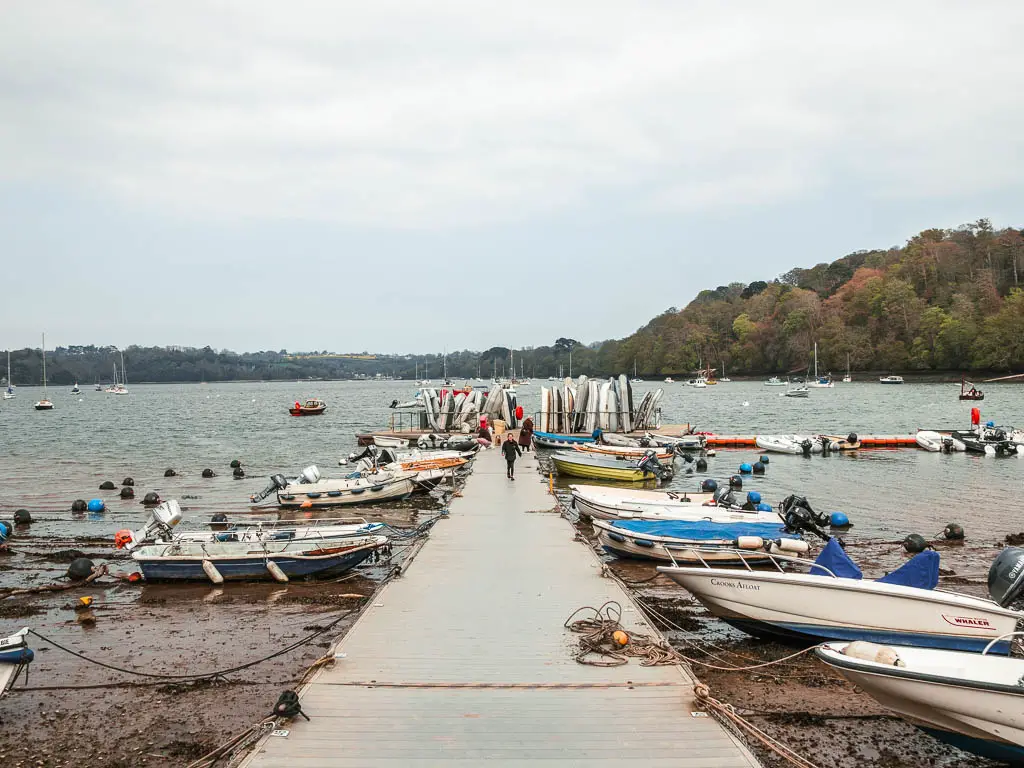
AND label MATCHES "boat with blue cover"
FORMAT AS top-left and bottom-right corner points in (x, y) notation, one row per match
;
(532, 430), (595, 449)
(659, 538), (1024, 653)
(130, 533), (386, 583)
(593, 517), (808, 564)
